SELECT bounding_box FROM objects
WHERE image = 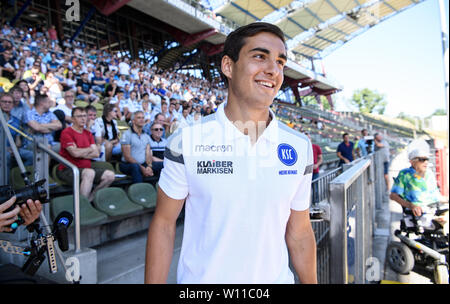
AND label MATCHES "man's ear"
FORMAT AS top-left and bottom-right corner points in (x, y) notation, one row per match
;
(221, 55), (233, 80)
